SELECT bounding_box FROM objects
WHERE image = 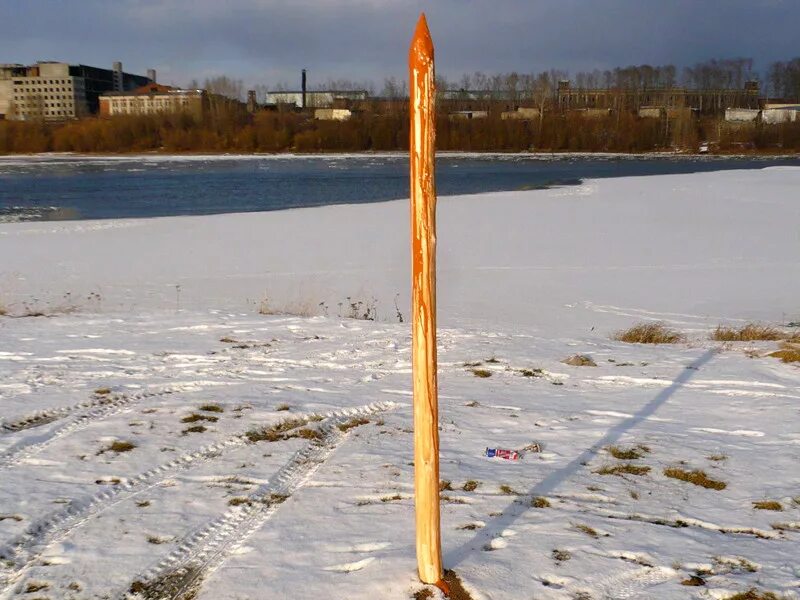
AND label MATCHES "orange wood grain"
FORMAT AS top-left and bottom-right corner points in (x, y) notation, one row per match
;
(409, 12), (443, 587)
